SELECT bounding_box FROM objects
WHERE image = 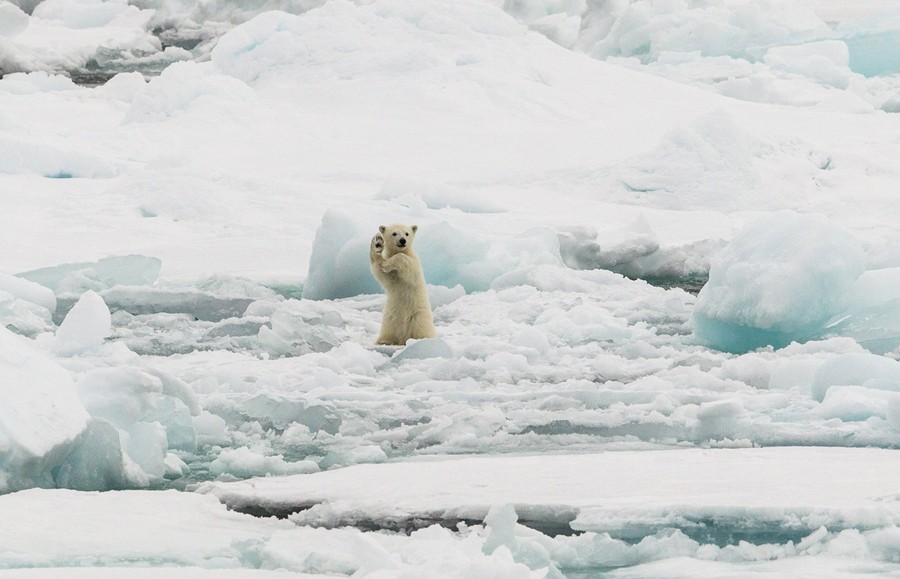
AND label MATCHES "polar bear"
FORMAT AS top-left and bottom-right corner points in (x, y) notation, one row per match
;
(370, 223), (436, 345)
